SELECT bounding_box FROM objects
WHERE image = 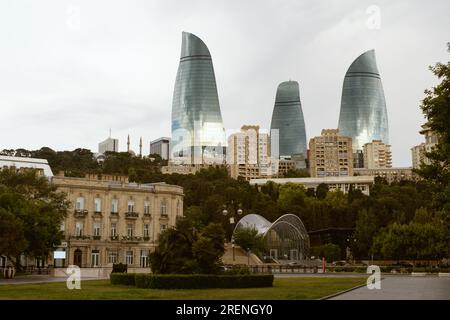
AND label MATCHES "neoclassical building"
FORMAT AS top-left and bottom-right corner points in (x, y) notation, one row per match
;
(52, 174), (183, 269)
